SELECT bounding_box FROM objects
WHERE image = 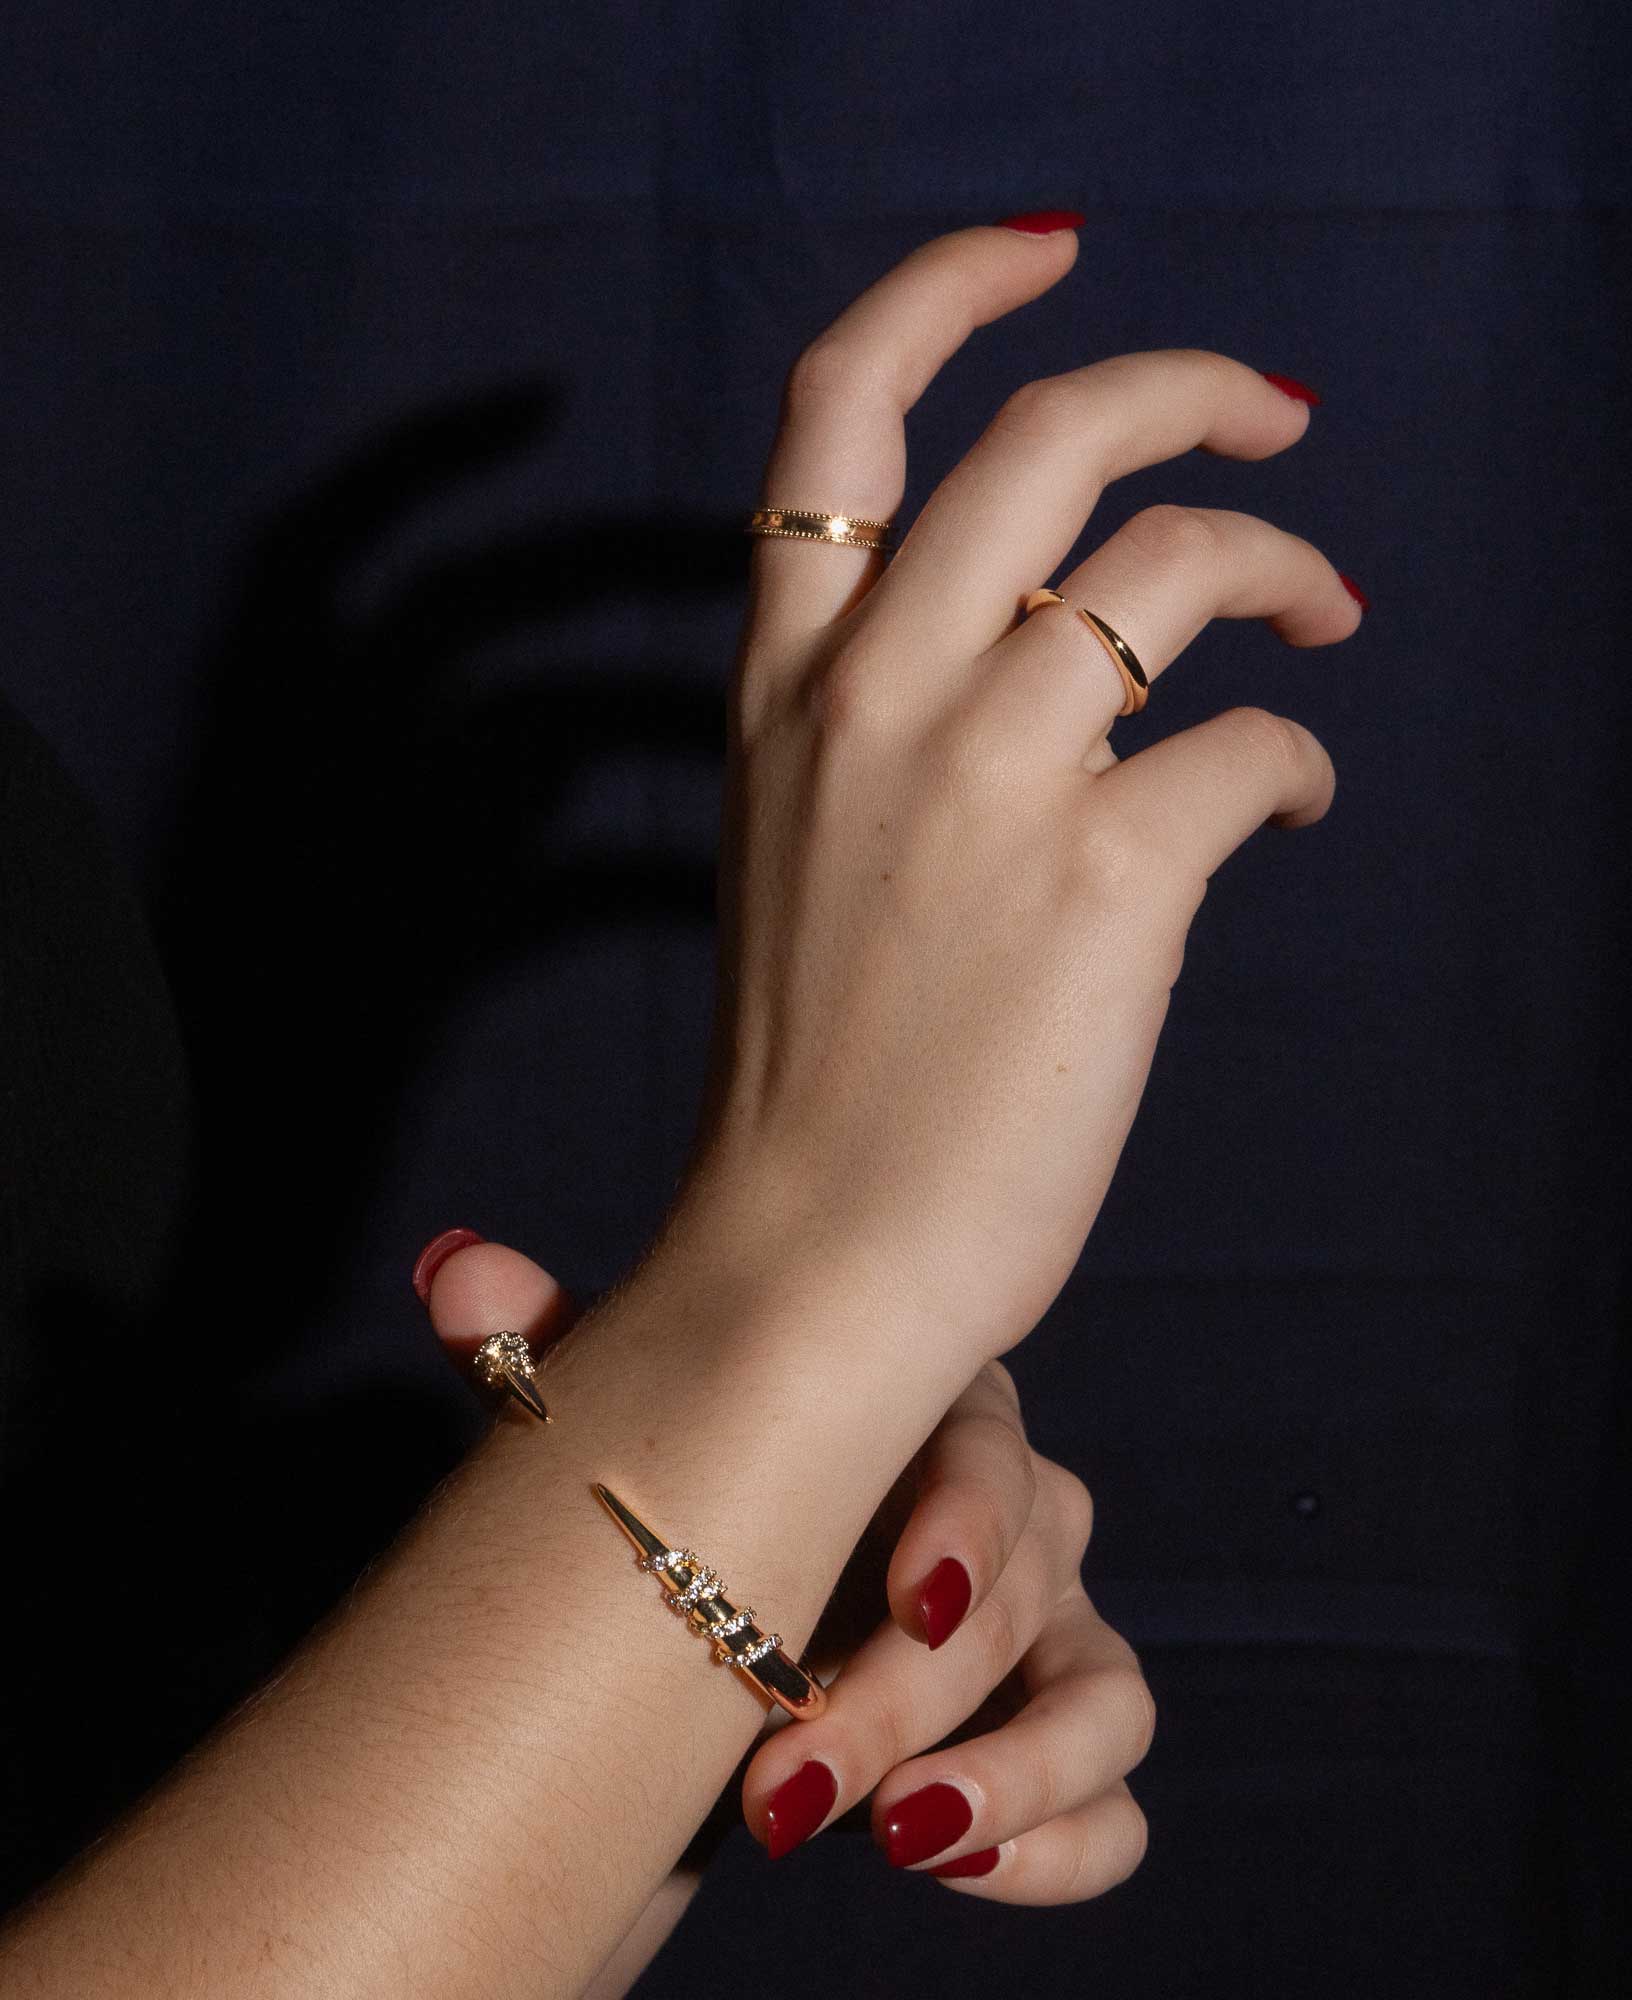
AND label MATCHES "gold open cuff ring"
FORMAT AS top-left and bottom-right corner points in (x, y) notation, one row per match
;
(745, 505), (895, 552)
(1022, 588), (1150, 715)
(595, 1484), (828, 1720)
